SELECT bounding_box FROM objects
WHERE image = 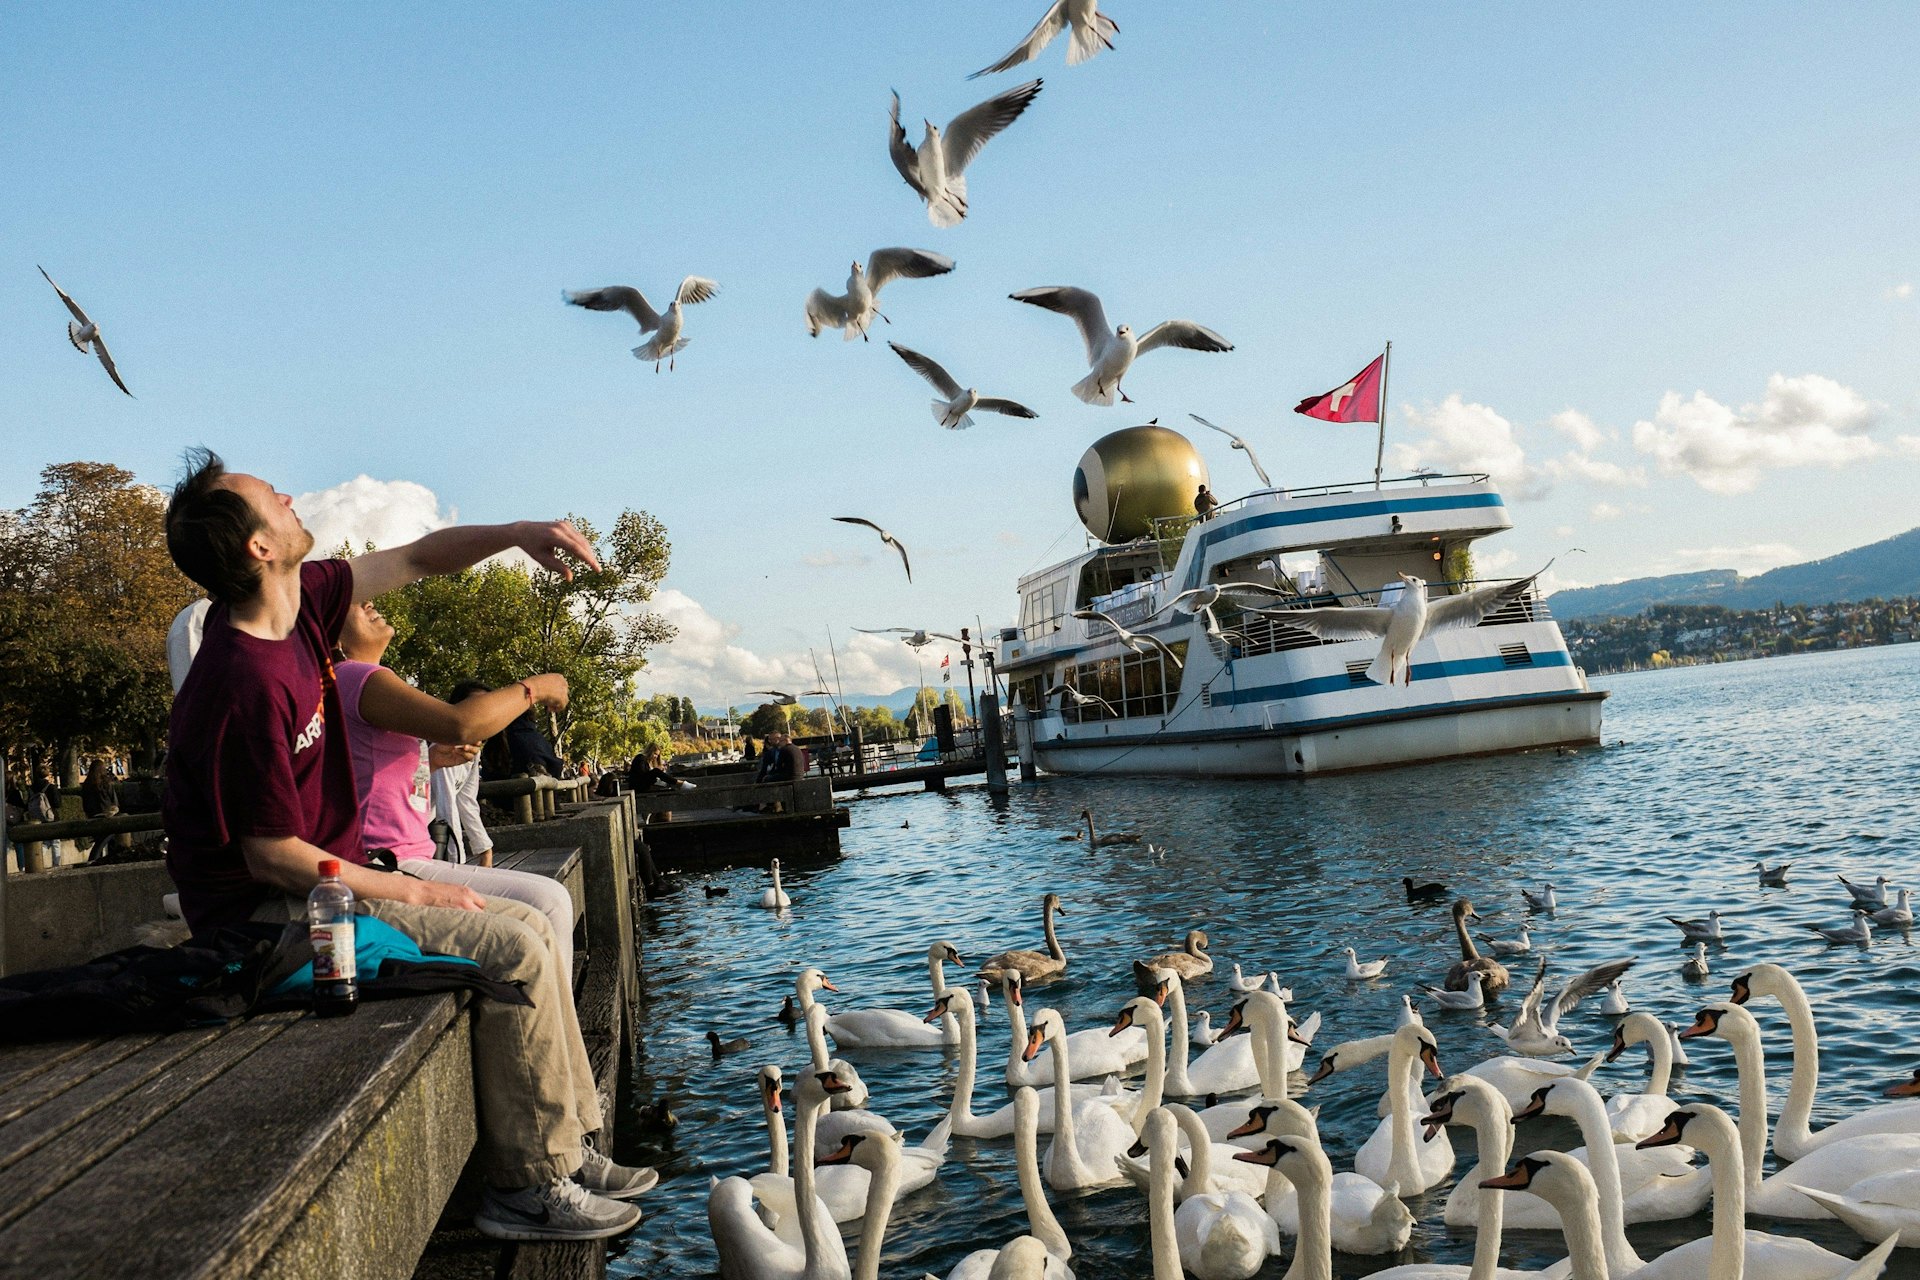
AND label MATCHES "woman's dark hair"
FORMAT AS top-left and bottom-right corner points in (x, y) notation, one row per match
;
(449, 679), (490, 703)
(166, 448), (266, 605)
